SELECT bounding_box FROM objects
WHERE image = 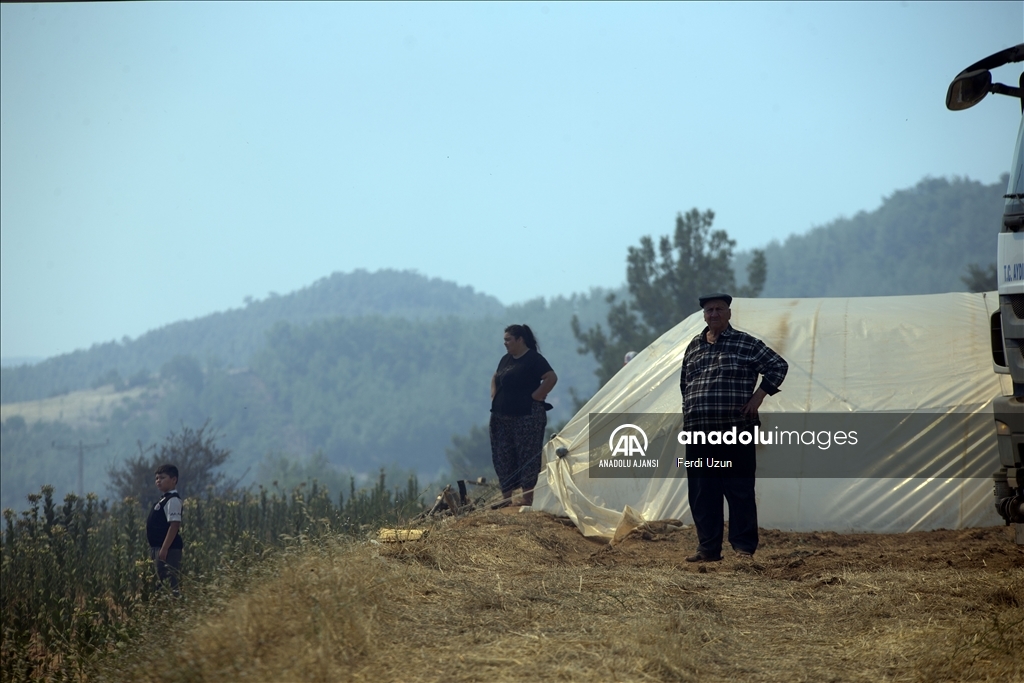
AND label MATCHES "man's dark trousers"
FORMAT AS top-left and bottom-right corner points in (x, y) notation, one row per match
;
(685, 436), (758, 557)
